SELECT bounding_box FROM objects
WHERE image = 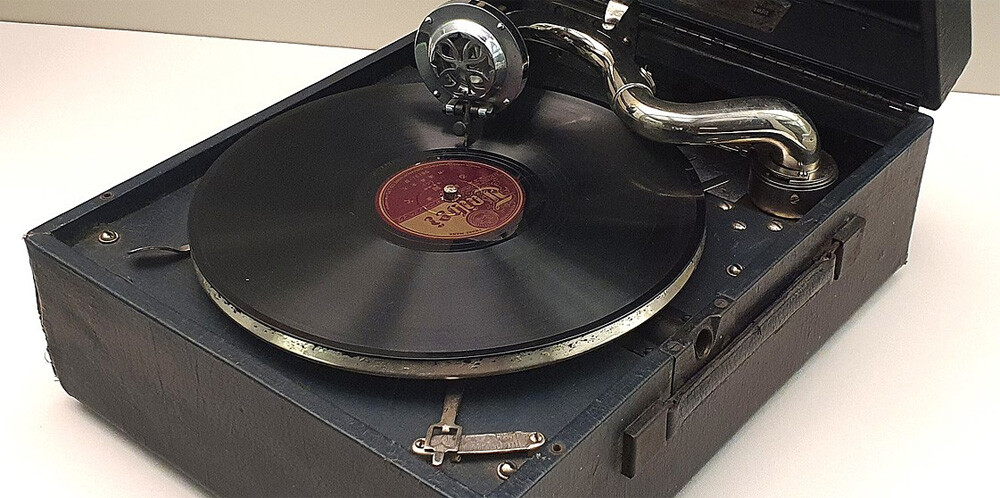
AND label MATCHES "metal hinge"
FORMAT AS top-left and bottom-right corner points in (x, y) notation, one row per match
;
(621, 215), (866, 478)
